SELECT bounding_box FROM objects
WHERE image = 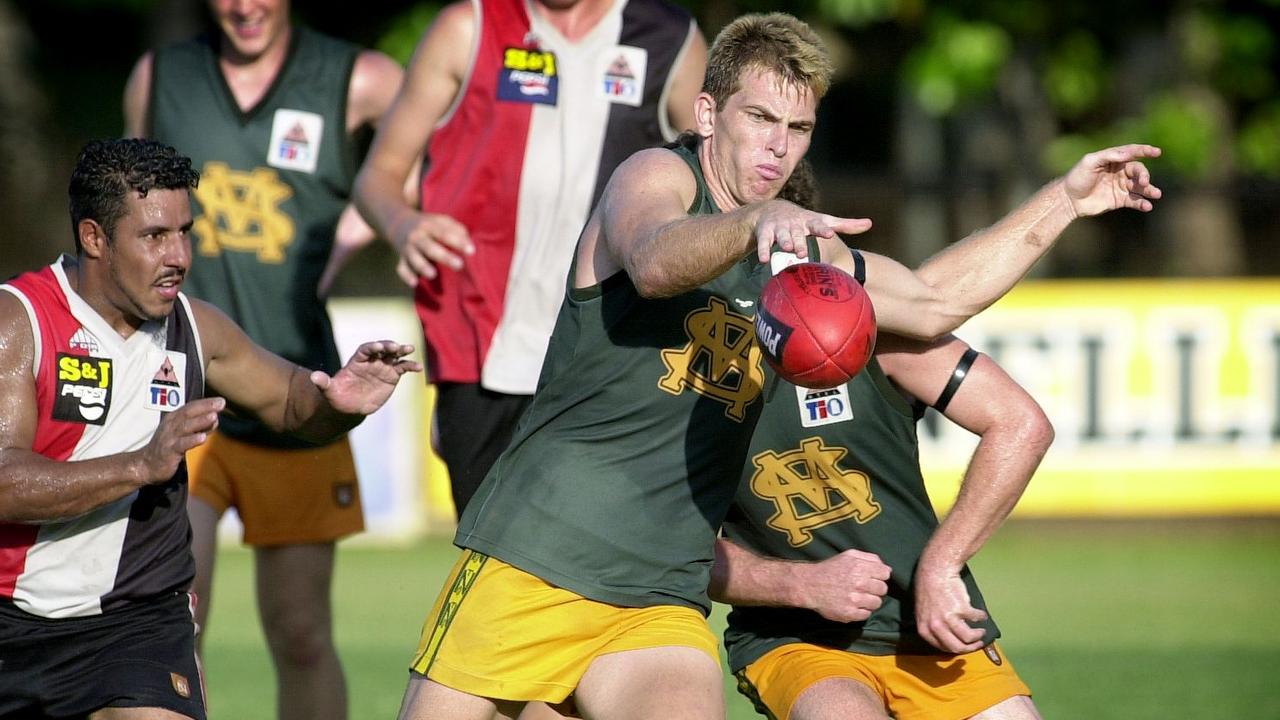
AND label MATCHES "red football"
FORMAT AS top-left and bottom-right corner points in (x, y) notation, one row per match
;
(754, 262), (877, 389)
